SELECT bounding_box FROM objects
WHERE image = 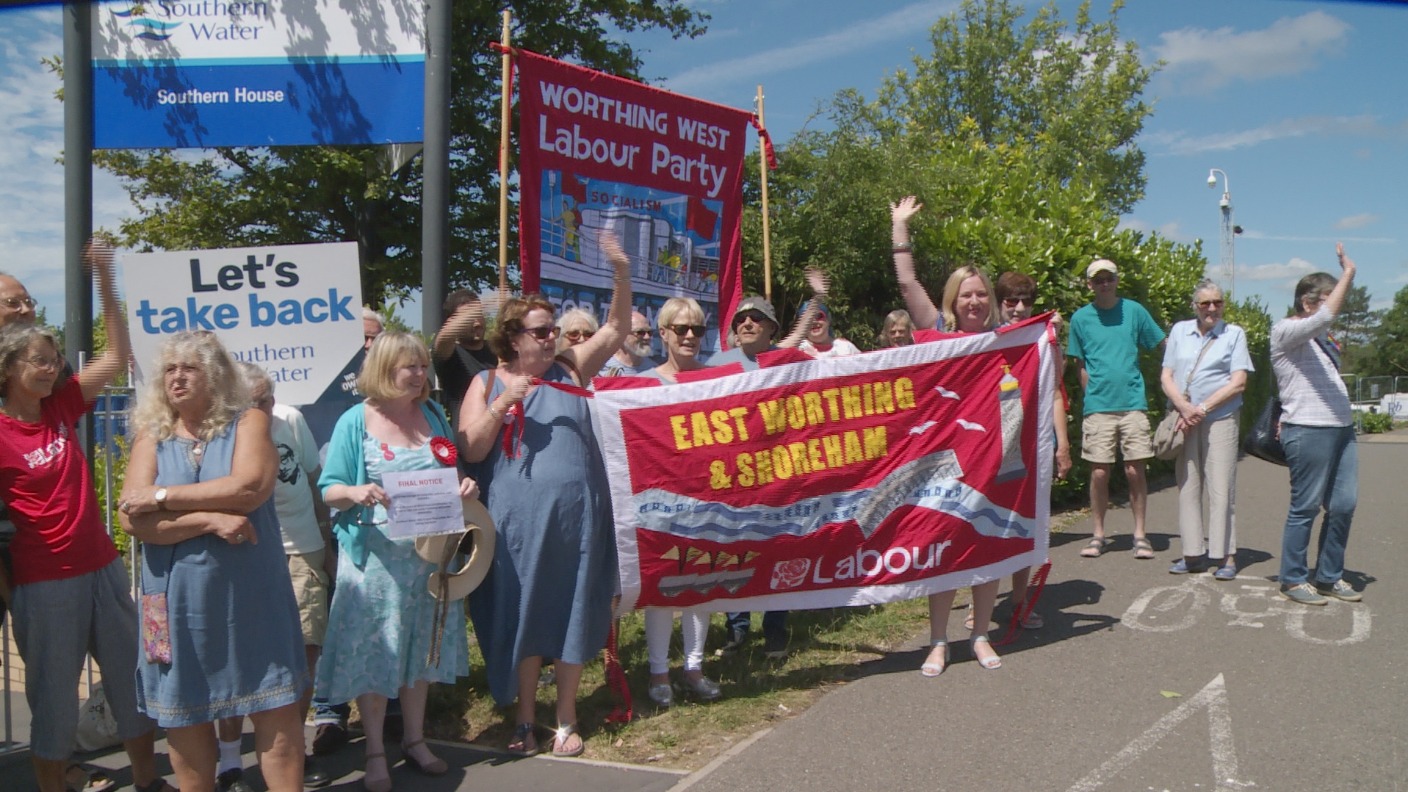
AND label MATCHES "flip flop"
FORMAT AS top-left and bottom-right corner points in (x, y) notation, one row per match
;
(65, 765), (116, 792)
(1133, 537), (1155, 560)
(1079, 537), (1109, 558)
(552, 723), (585, 757)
